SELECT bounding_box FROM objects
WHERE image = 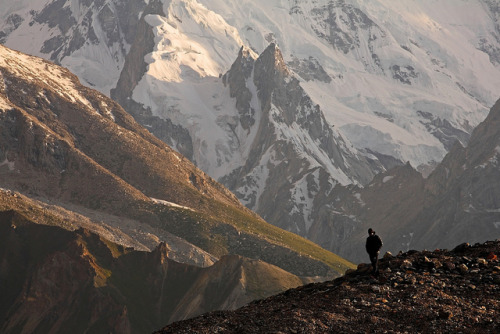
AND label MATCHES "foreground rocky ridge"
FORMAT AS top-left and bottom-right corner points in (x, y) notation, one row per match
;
(0, 211), (306, 333)
(156, 240), (500, 333)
